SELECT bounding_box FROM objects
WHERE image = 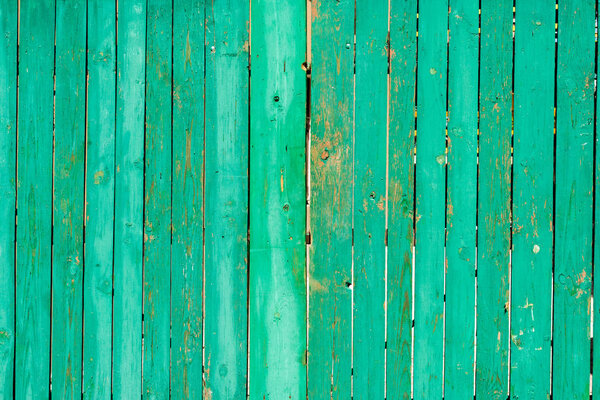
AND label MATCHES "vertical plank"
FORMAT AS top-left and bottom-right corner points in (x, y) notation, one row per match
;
(510, 1), (554, 398)
(552, 0), (594, 397)
(15, 0), (55, 397)
(595, 0), (600, 394)
(248, 0), (307, 397)
(413, 1), (447, 398)
(308, 0), (353, 397)
(204, 0), (249, 398)
(387, 1), (416, 398)
(113, 1), (146, 397)
(143, 0), (172, 397)
(52, 0), (86, 398)
(84, 1), (116, 397)
(353, 0), (388, 398)
(171, 0), (203, 398)
(444, 0), (477, 397)
(476, 1), (512, 398)
(0, 0), (17, 397)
